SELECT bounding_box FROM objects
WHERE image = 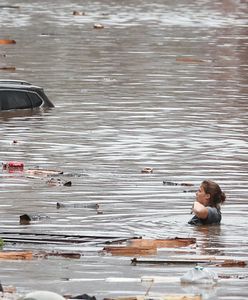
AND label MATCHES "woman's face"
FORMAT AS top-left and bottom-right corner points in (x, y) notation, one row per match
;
(196, 184), (210, 206)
